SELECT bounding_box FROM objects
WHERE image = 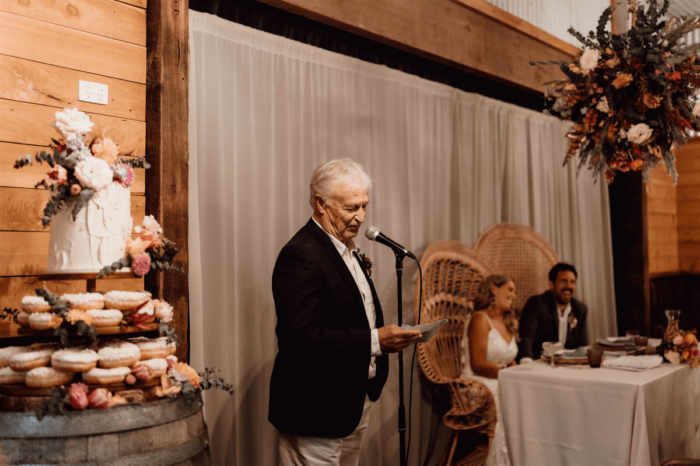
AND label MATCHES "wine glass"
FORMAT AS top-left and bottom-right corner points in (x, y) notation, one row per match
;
(542, 341), (563, 369)
(665, 310), (681, 330)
